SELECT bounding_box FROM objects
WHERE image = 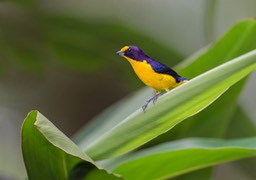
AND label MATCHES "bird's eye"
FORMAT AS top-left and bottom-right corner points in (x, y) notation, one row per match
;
(126, 48), (131, 52)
